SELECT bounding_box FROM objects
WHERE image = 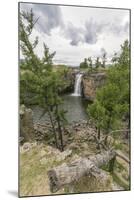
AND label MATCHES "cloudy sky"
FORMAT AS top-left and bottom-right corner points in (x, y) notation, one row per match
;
(20, 3), (130, 66)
